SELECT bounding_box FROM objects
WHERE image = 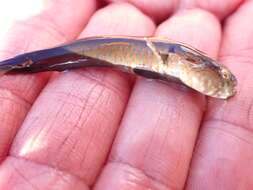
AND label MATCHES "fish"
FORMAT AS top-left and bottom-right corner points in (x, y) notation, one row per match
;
(0, 36), (237, 99)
